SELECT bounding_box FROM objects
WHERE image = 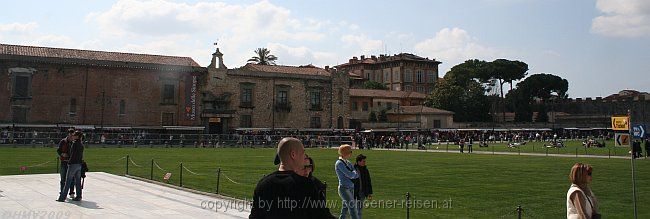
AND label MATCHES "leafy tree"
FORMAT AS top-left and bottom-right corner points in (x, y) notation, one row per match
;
(487, 59), (528, 94)
(425, 78), (491, 122)
(507, 73), (568, 122)
(445, 59), (488, 87)
(247, 48), (277, 65)
(362, 81), (389, 90)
